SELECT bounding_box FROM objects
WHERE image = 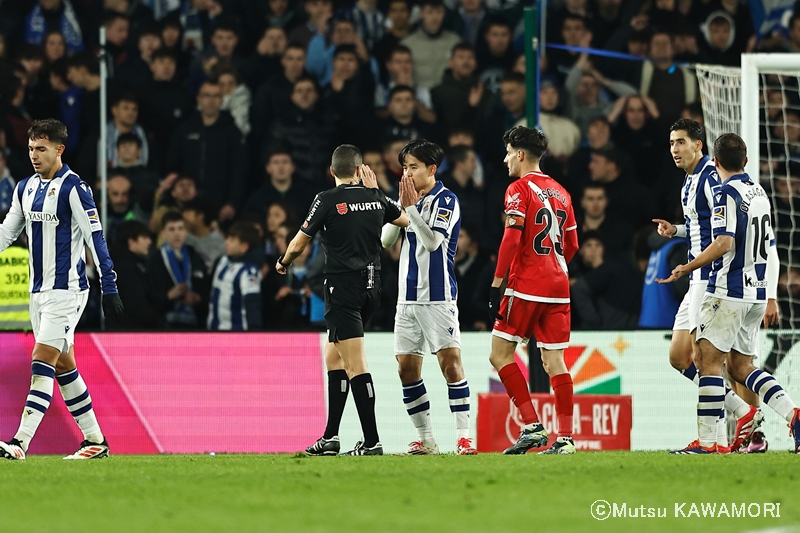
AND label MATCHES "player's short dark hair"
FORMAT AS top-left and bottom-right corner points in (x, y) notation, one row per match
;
(116, 132), (142, 148)
(28, 119), (68, 145)
(420, 0), (445, 8)
(670, 119), (704, 143)
(399, 139), (444, 168)
(151, 47), (178, 62)
(333, 43), (358, 59)
(503, 126), (547, 160)
(388, 84), (415, 101)
(448, 144), (474, 165)
(117, 221), (152, 246)
(182, 198), (217, 225)
(227, 221), (262, 251)
(111, 91), (138, 107)
(67, 51), (100, 75)
(451, 42), (475, 56)
(714, 133), (747, 172)
(161, 210), (185, 229)
(331, 144), (362, 178)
